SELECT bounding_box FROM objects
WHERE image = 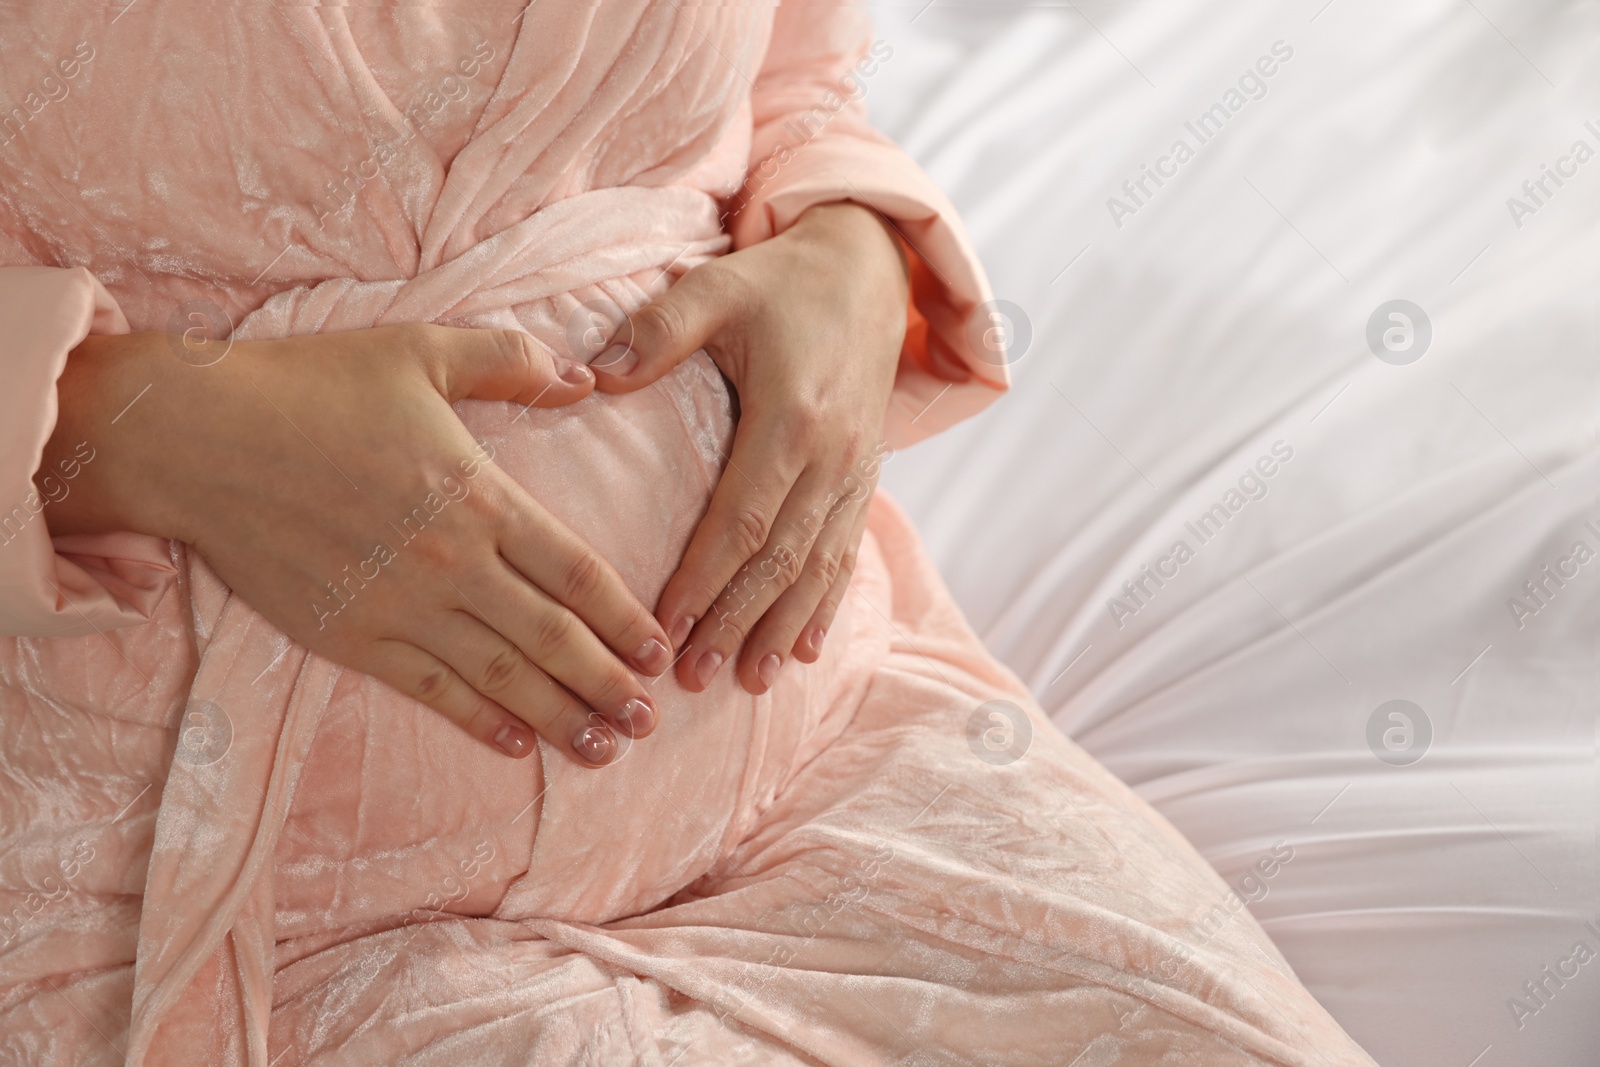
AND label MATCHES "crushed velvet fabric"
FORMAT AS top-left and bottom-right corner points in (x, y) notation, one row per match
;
(0, 2), (1376, 1064)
